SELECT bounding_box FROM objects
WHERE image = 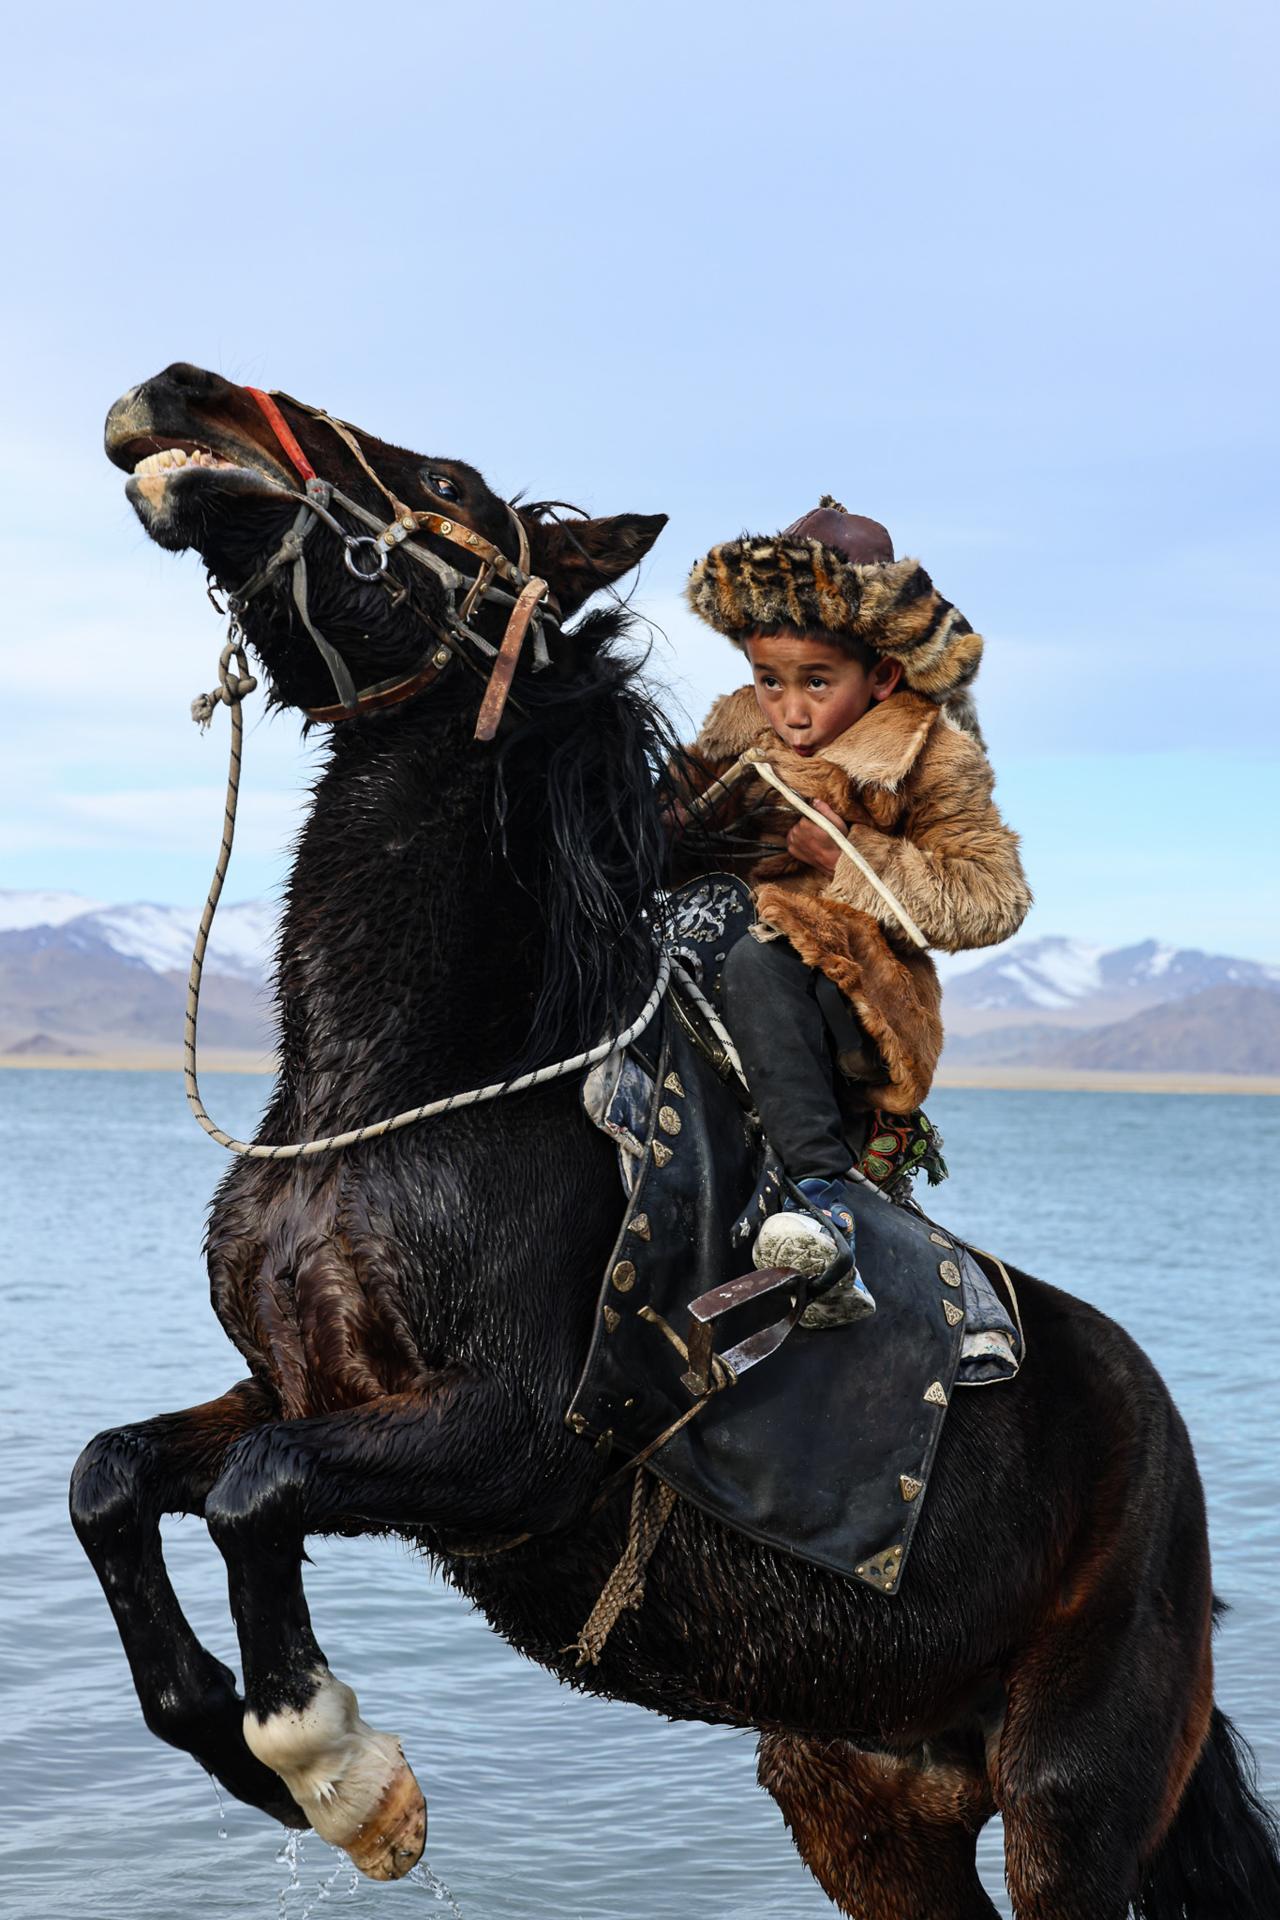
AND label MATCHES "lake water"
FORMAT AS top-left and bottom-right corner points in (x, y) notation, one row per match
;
(1, 1069), (1276, 1918)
